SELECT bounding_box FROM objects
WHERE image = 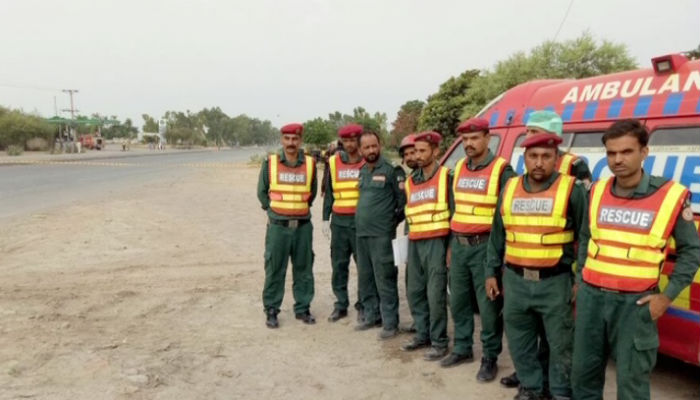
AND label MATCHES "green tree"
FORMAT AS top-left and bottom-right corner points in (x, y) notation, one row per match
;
(460, 32), (637, 119)
(417, 69), (480, 147)
(142, 114), (159, 133)
(302, 117), (336, 147)
(0, 107), (56, 150)
(389, 100), (424, 148)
